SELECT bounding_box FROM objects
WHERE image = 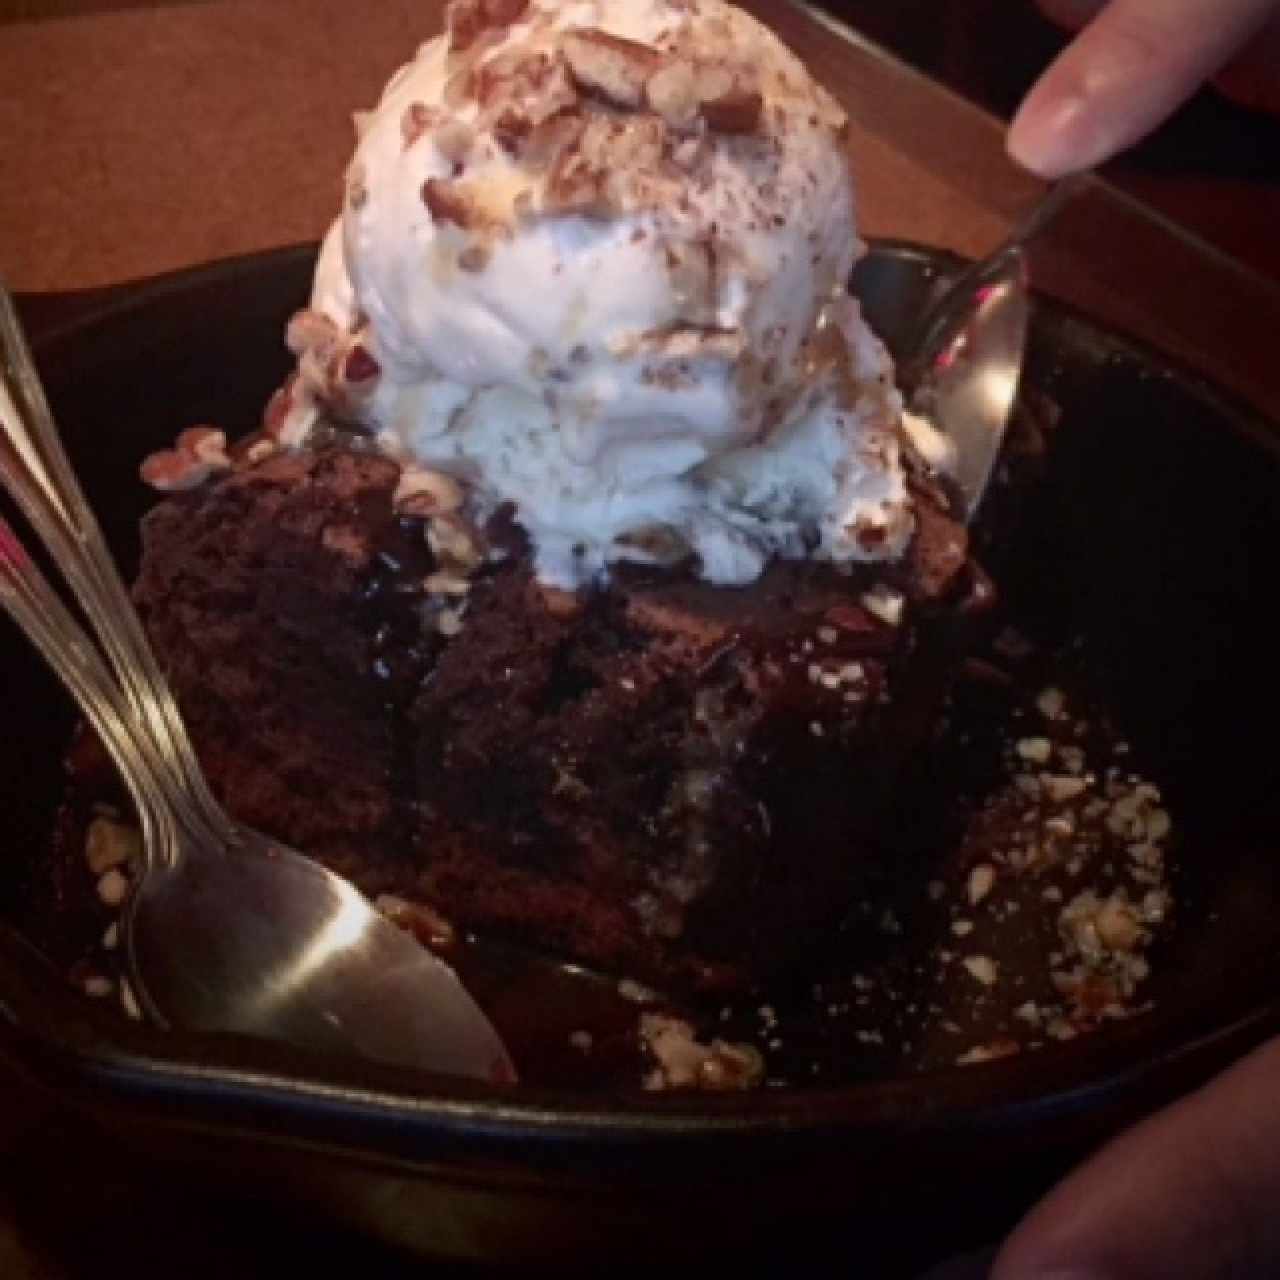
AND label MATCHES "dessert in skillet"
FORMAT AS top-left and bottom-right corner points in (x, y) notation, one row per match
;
(32, 0), (1176, 1092)
(129, 0), (976, 996)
